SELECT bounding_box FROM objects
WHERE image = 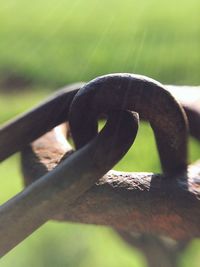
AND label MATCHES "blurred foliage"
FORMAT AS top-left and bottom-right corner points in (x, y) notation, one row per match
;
(0, 0), (200, 90)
